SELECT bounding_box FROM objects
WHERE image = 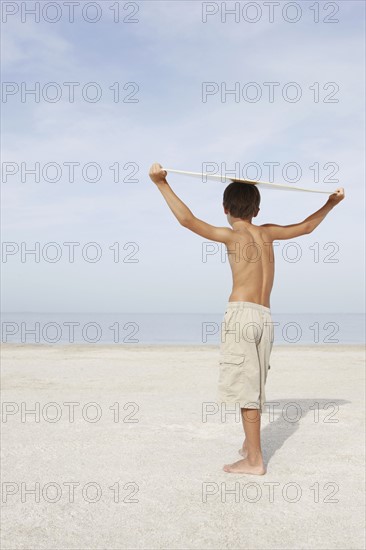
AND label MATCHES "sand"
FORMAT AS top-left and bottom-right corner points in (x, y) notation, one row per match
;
(1, 344), (365, 550)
